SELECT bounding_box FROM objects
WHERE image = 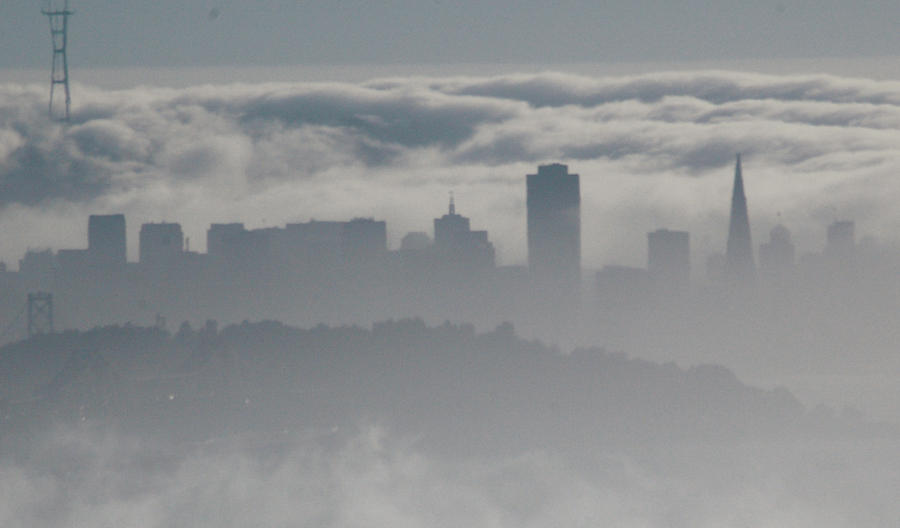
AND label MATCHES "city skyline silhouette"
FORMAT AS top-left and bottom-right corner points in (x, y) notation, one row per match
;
(3, 3), (900, 524)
